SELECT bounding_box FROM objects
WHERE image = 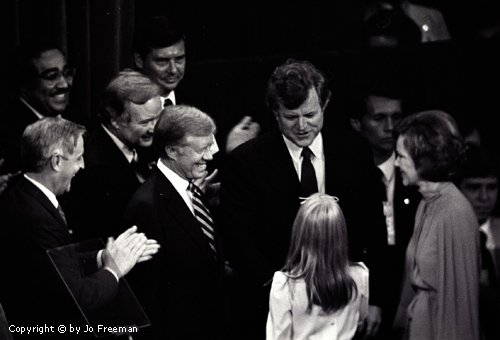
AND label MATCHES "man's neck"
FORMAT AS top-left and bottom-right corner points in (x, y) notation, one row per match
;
(25, 172), (57, 196)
